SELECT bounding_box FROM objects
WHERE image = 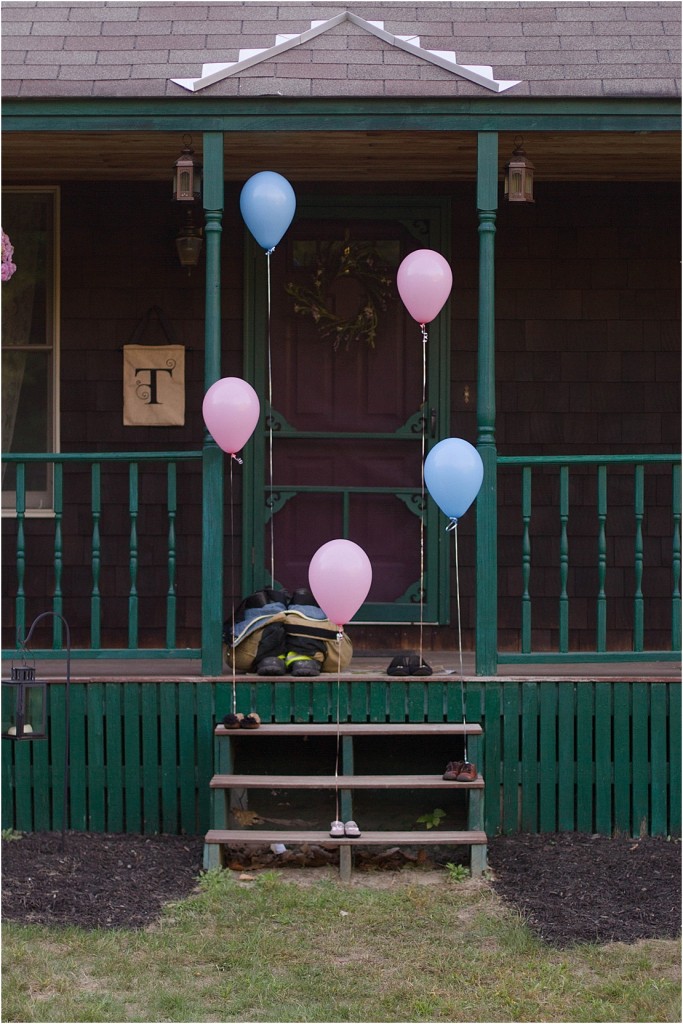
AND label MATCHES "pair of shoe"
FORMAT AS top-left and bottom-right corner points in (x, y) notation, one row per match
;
(442, 760), (477, 782)
(222, 712), (261, 730)
(330, 820), (361, 838)
(256, 654), (321, 677)
(386, 654), (432, 676)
